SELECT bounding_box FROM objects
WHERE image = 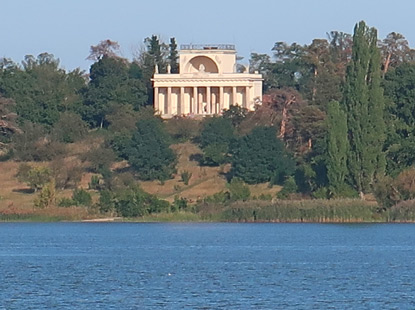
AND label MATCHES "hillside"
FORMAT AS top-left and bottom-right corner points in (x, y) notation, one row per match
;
(0, 142), (281, 214)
